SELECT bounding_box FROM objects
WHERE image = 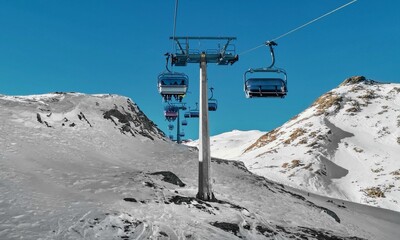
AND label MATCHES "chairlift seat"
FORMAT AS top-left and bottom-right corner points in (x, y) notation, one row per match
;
(245, 78), (287, 98)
